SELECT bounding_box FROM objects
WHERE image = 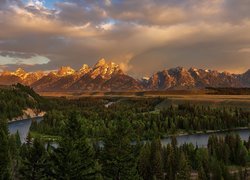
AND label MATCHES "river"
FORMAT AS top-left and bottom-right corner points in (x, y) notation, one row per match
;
(8, 117), (43, 143)
(160, 129), (250, 147)
(8, 118), (250, 146)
